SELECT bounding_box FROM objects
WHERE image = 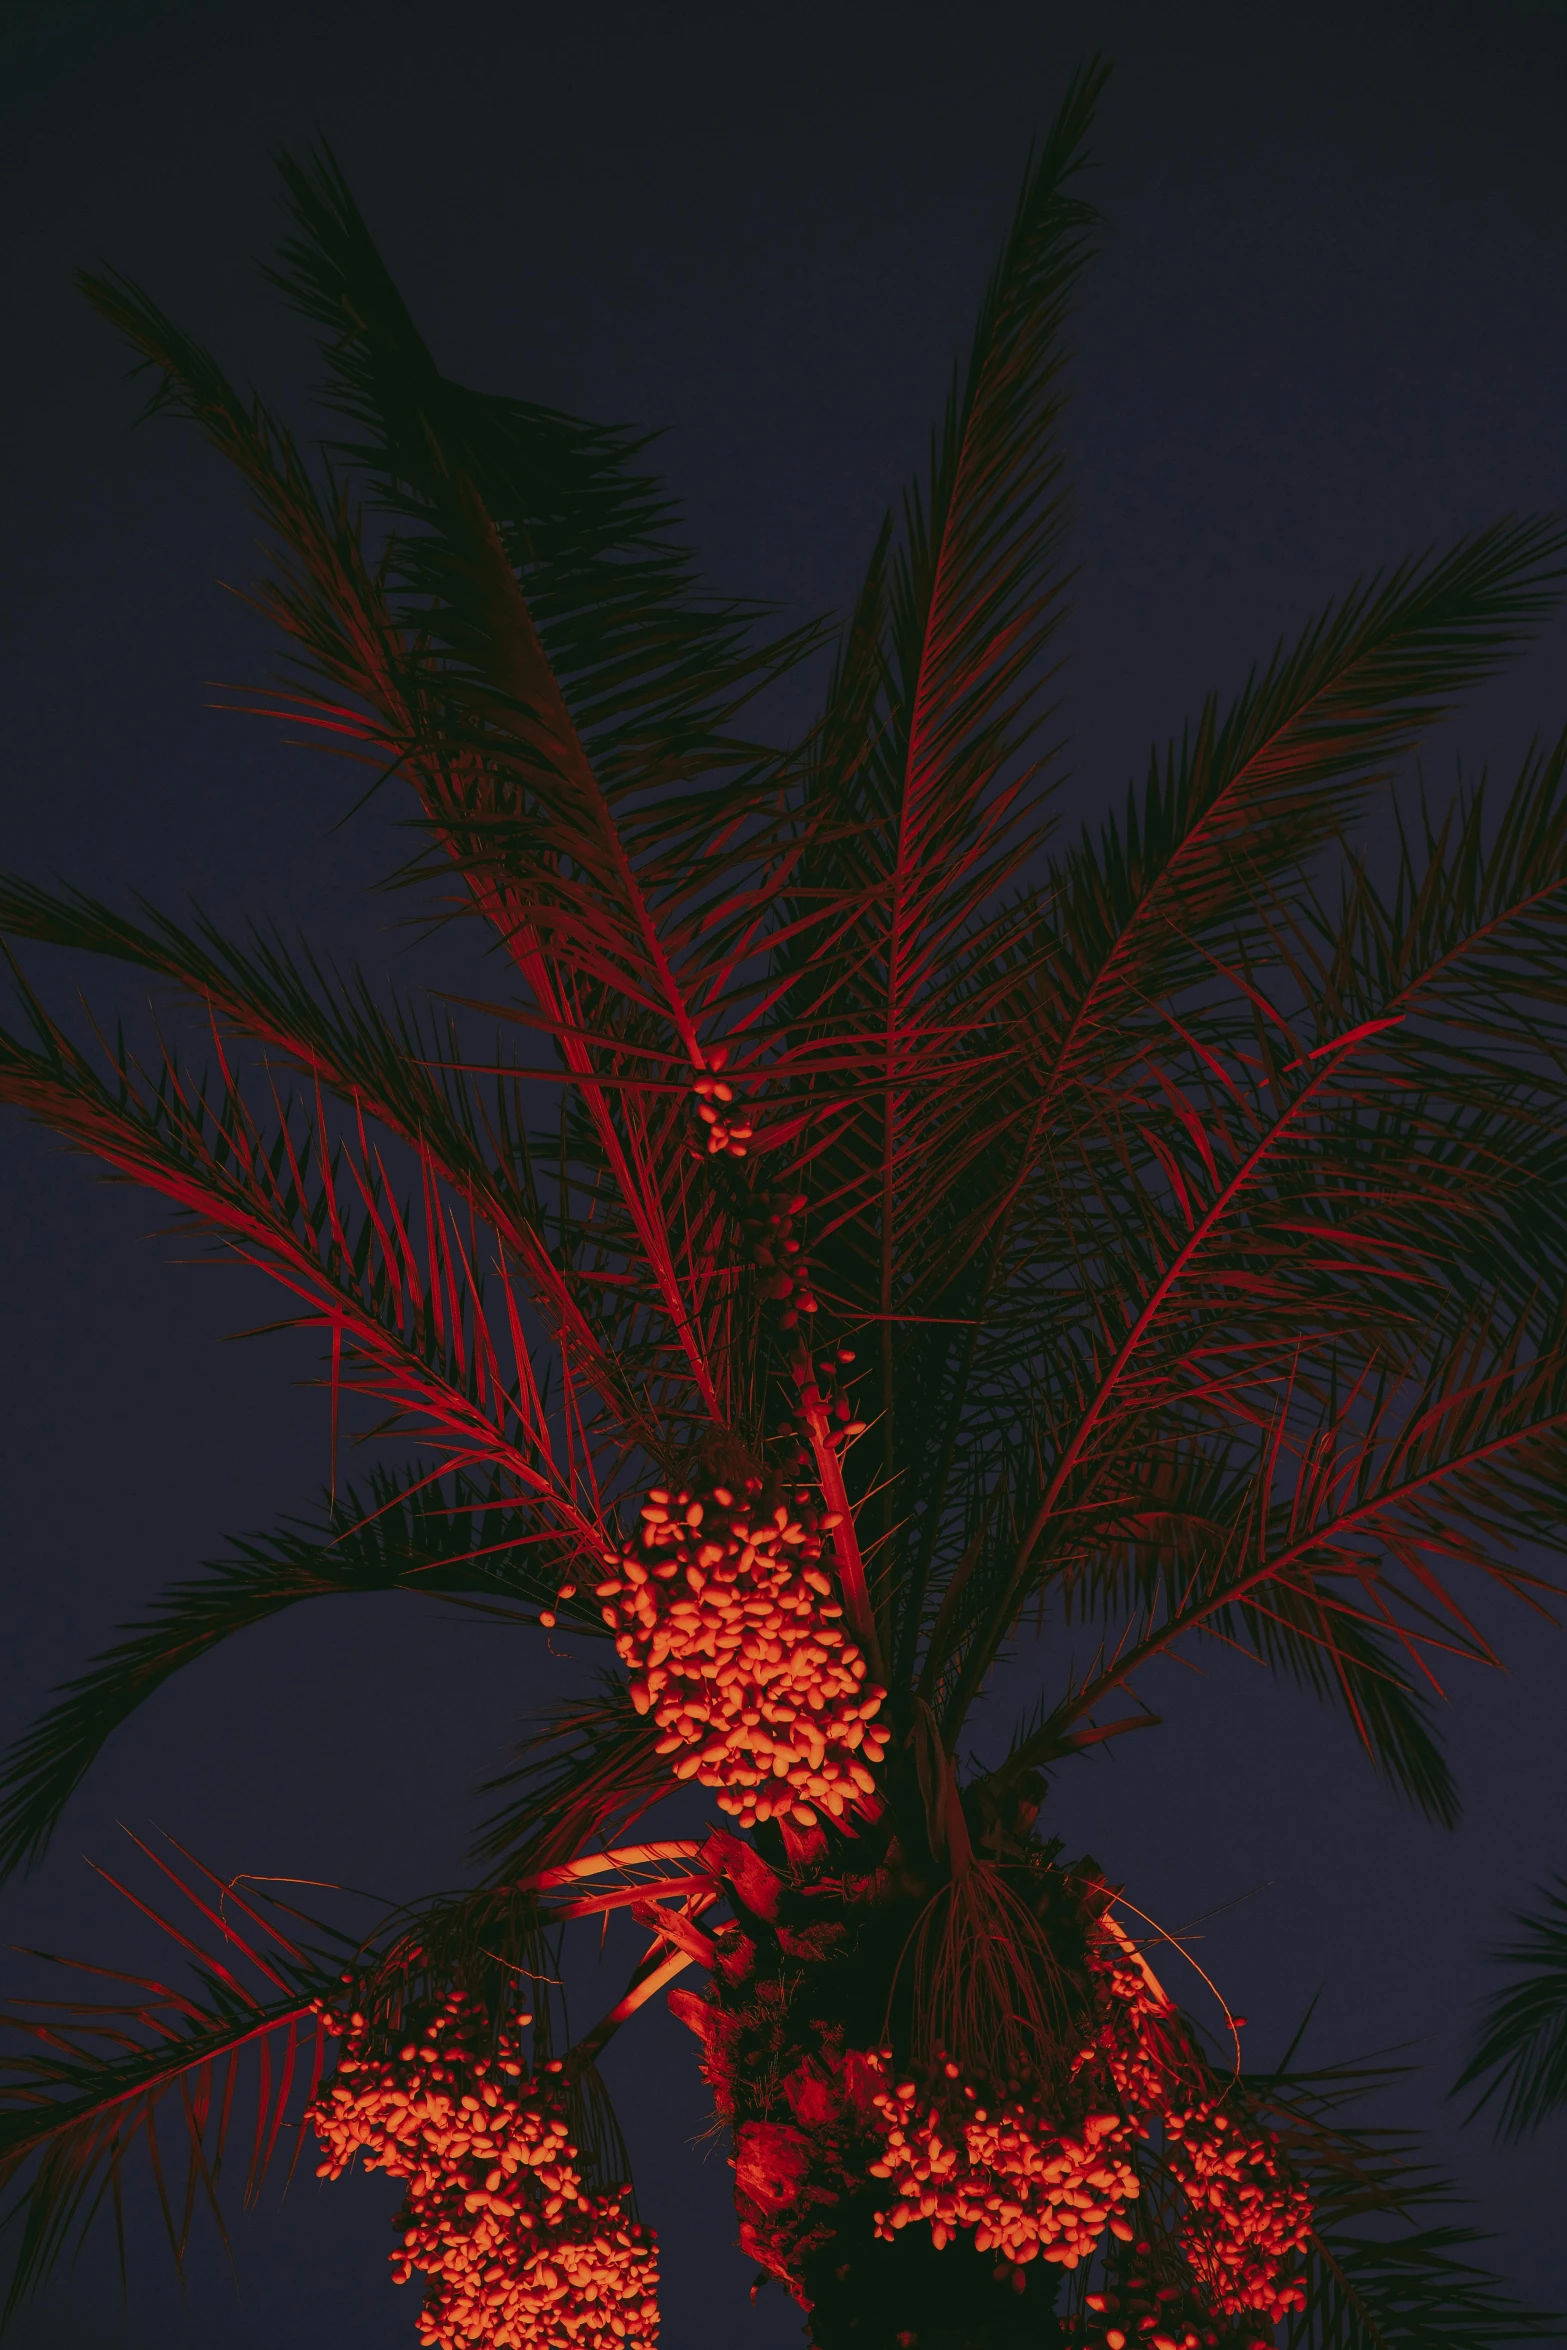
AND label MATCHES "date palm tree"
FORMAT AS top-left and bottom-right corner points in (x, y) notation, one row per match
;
(2, 57), (1565, 2350)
